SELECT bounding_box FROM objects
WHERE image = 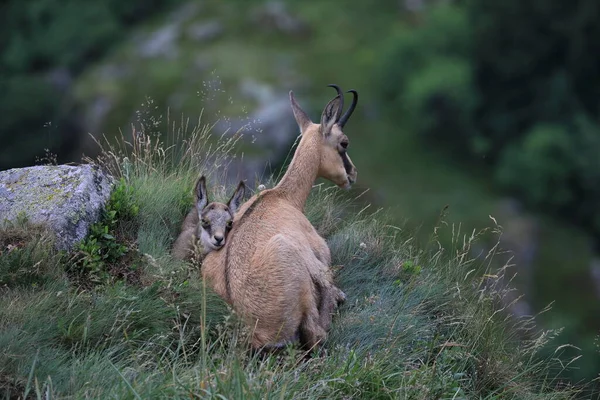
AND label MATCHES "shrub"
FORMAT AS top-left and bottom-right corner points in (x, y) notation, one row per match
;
(376, 4), (477, 155)
(0, 0), (186, 170)
(375, 0), (600, 255)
